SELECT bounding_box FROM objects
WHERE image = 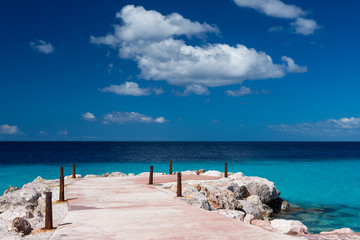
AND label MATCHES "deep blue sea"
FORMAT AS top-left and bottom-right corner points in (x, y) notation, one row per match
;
(1, 141), (360, 233)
